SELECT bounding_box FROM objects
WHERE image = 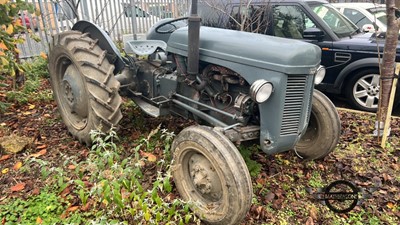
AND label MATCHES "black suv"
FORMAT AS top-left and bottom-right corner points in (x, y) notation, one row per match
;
(198, 0), (400, 112)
